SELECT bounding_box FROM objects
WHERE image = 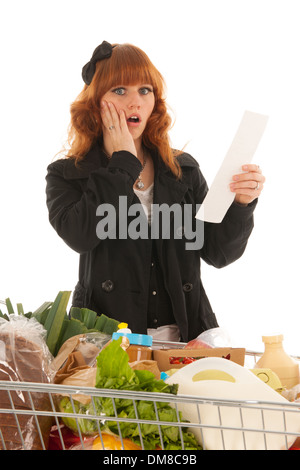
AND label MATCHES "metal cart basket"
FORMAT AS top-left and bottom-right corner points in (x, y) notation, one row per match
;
(0, 346), (299, 451)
